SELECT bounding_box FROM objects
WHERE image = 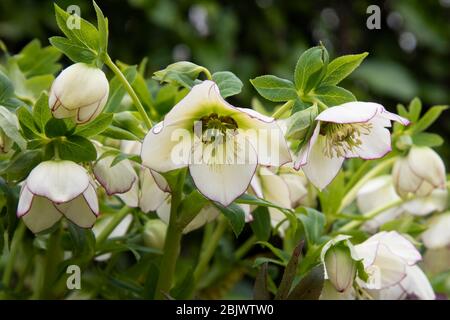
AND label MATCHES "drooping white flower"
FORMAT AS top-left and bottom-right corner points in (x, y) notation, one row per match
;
(49, 63), (109, 124)
(93, 156), (137, 196)
(141, 80), (291, 206)
(421, 213), (450, 249)
(355, 231), (421, 289)
(17, 160), (99, 233)
(295, 102), (409, 190)
(357, 175), (403, 232)
(393, 146), (446, 198)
